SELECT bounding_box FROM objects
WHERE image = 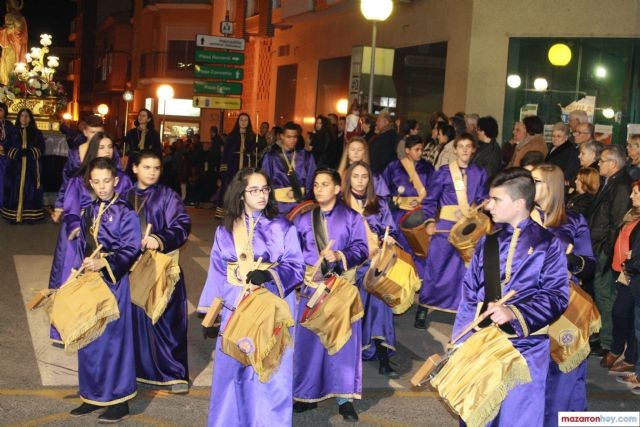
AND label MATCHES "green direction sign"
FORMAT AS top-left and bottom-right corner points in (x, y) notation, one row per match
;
(194, 64), (243, 80)
(195, 49), (244, 65)
(193, 80), (243, 95)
